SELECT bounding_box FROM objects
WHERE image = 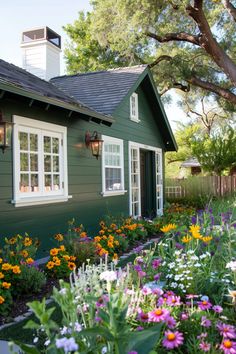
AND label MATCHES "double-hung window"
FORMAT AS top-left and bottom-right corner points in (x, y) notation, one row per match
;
(101, 135), (126, 196)
(130, 92), (139, 122)
(13, 115), (68, 207)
